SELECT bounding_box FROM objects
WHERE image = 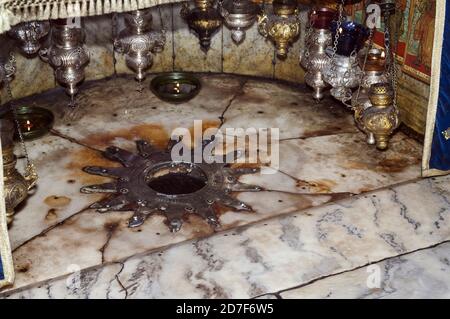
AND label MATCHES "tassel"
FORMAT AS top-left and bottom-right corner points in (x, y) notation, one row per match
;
(67, 1), (75, 17)
(80, 0), (88, 17)
(116, 0), (123, 13)
(59, 1), (67, 19)
(42, 3), (51, 21)
(104, 0), (111, 13)
(96, 0), (104, 15)
(89, 0), (96, 15)
(51, 2), (59, 20)
(23, 5), (30, 19)
(74, 1), (82, 17)
(30, 4), (38, 20)
(124, 0), (131, 11)
(130, 0), (138, 11)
